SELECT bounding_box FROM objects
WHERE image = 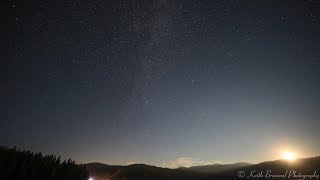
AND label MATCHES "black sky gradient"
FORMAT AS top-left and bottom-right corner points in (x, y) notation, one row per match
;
(2, 0), (320, 166)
